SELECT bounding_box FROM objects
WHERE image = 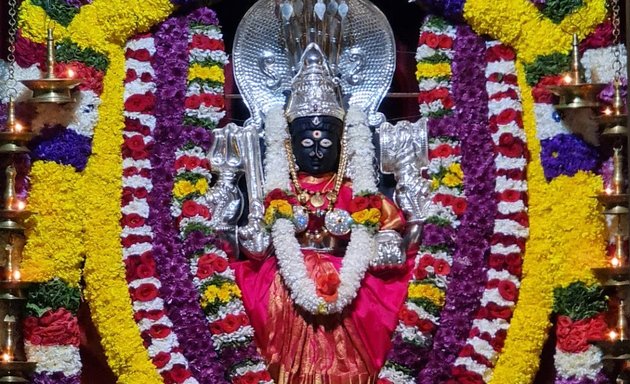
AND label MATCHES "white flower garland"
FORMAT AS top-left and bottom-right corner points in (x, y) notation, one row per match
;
(263, 106), (379, 314)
